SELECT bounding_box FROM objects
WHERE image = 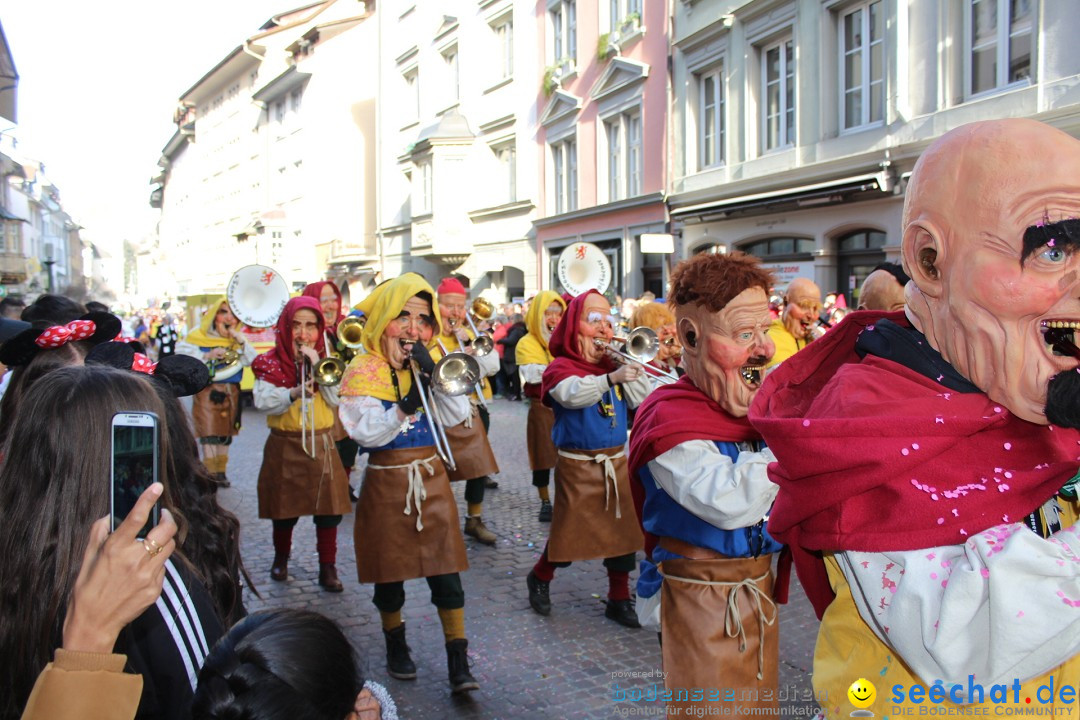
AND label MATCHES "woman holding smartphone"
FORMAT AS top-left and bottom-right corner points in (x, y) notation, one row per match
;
(0, 366), (224, 720)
